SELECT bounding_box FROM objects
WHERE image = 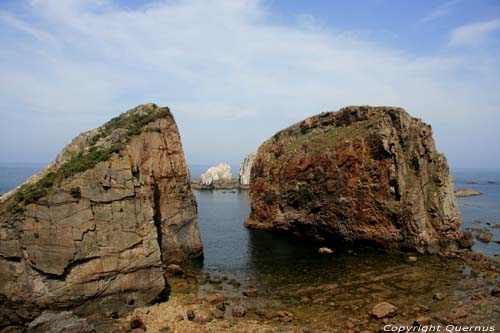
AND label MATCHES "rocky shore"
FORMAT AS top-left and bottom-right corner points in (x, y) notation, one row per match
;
(190, 179), (248, 190)
(7, 248), (498, 333)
